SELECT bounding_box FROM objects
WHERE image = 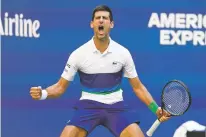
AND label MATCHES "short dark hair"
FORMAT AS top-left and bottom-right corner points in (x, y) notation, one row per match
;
(92, 5), (113, 21)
